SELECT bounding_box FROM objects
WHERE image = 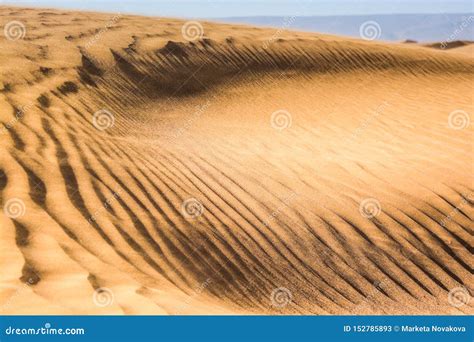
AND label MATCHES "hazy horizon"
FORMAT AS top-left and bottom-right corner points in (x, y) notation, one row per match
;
(1, 0), (473, 18)
(2, 2), (471, 42)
